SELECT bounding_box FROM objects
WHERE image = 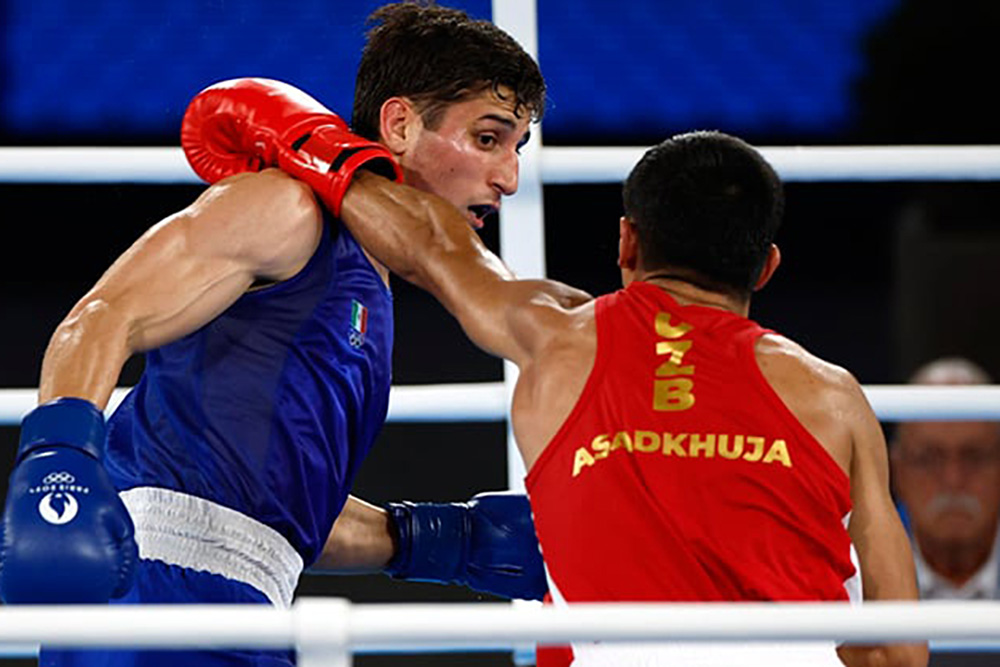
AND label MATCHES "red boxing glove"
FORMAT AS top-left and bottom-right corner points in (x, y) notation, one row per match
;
(181, 77), (401, 217)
